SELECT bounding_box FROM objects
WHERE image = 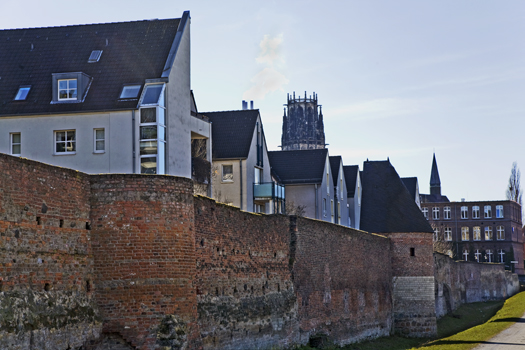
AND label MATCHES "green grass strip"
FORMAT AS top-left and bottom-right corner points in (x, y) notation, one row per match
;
(413, 291), (525, 350)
